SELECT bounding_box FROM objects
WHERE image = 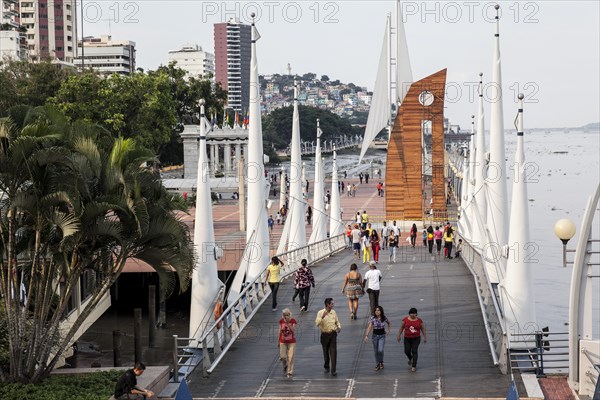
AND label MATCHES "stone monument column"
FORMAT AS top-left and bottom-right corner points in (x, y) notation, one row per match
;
(235, 143), (242, 178)
(224, 143), (232, 177)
